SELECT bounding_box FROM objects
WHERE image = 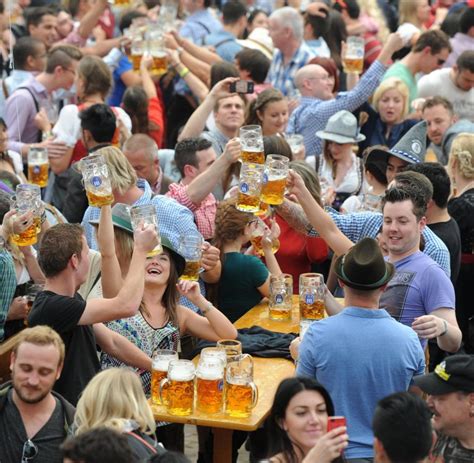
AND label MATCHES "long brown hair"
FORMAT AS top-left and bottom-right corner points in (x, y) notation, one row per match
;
(122, 86), (160, 136)
(141, 248), (180, 327)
